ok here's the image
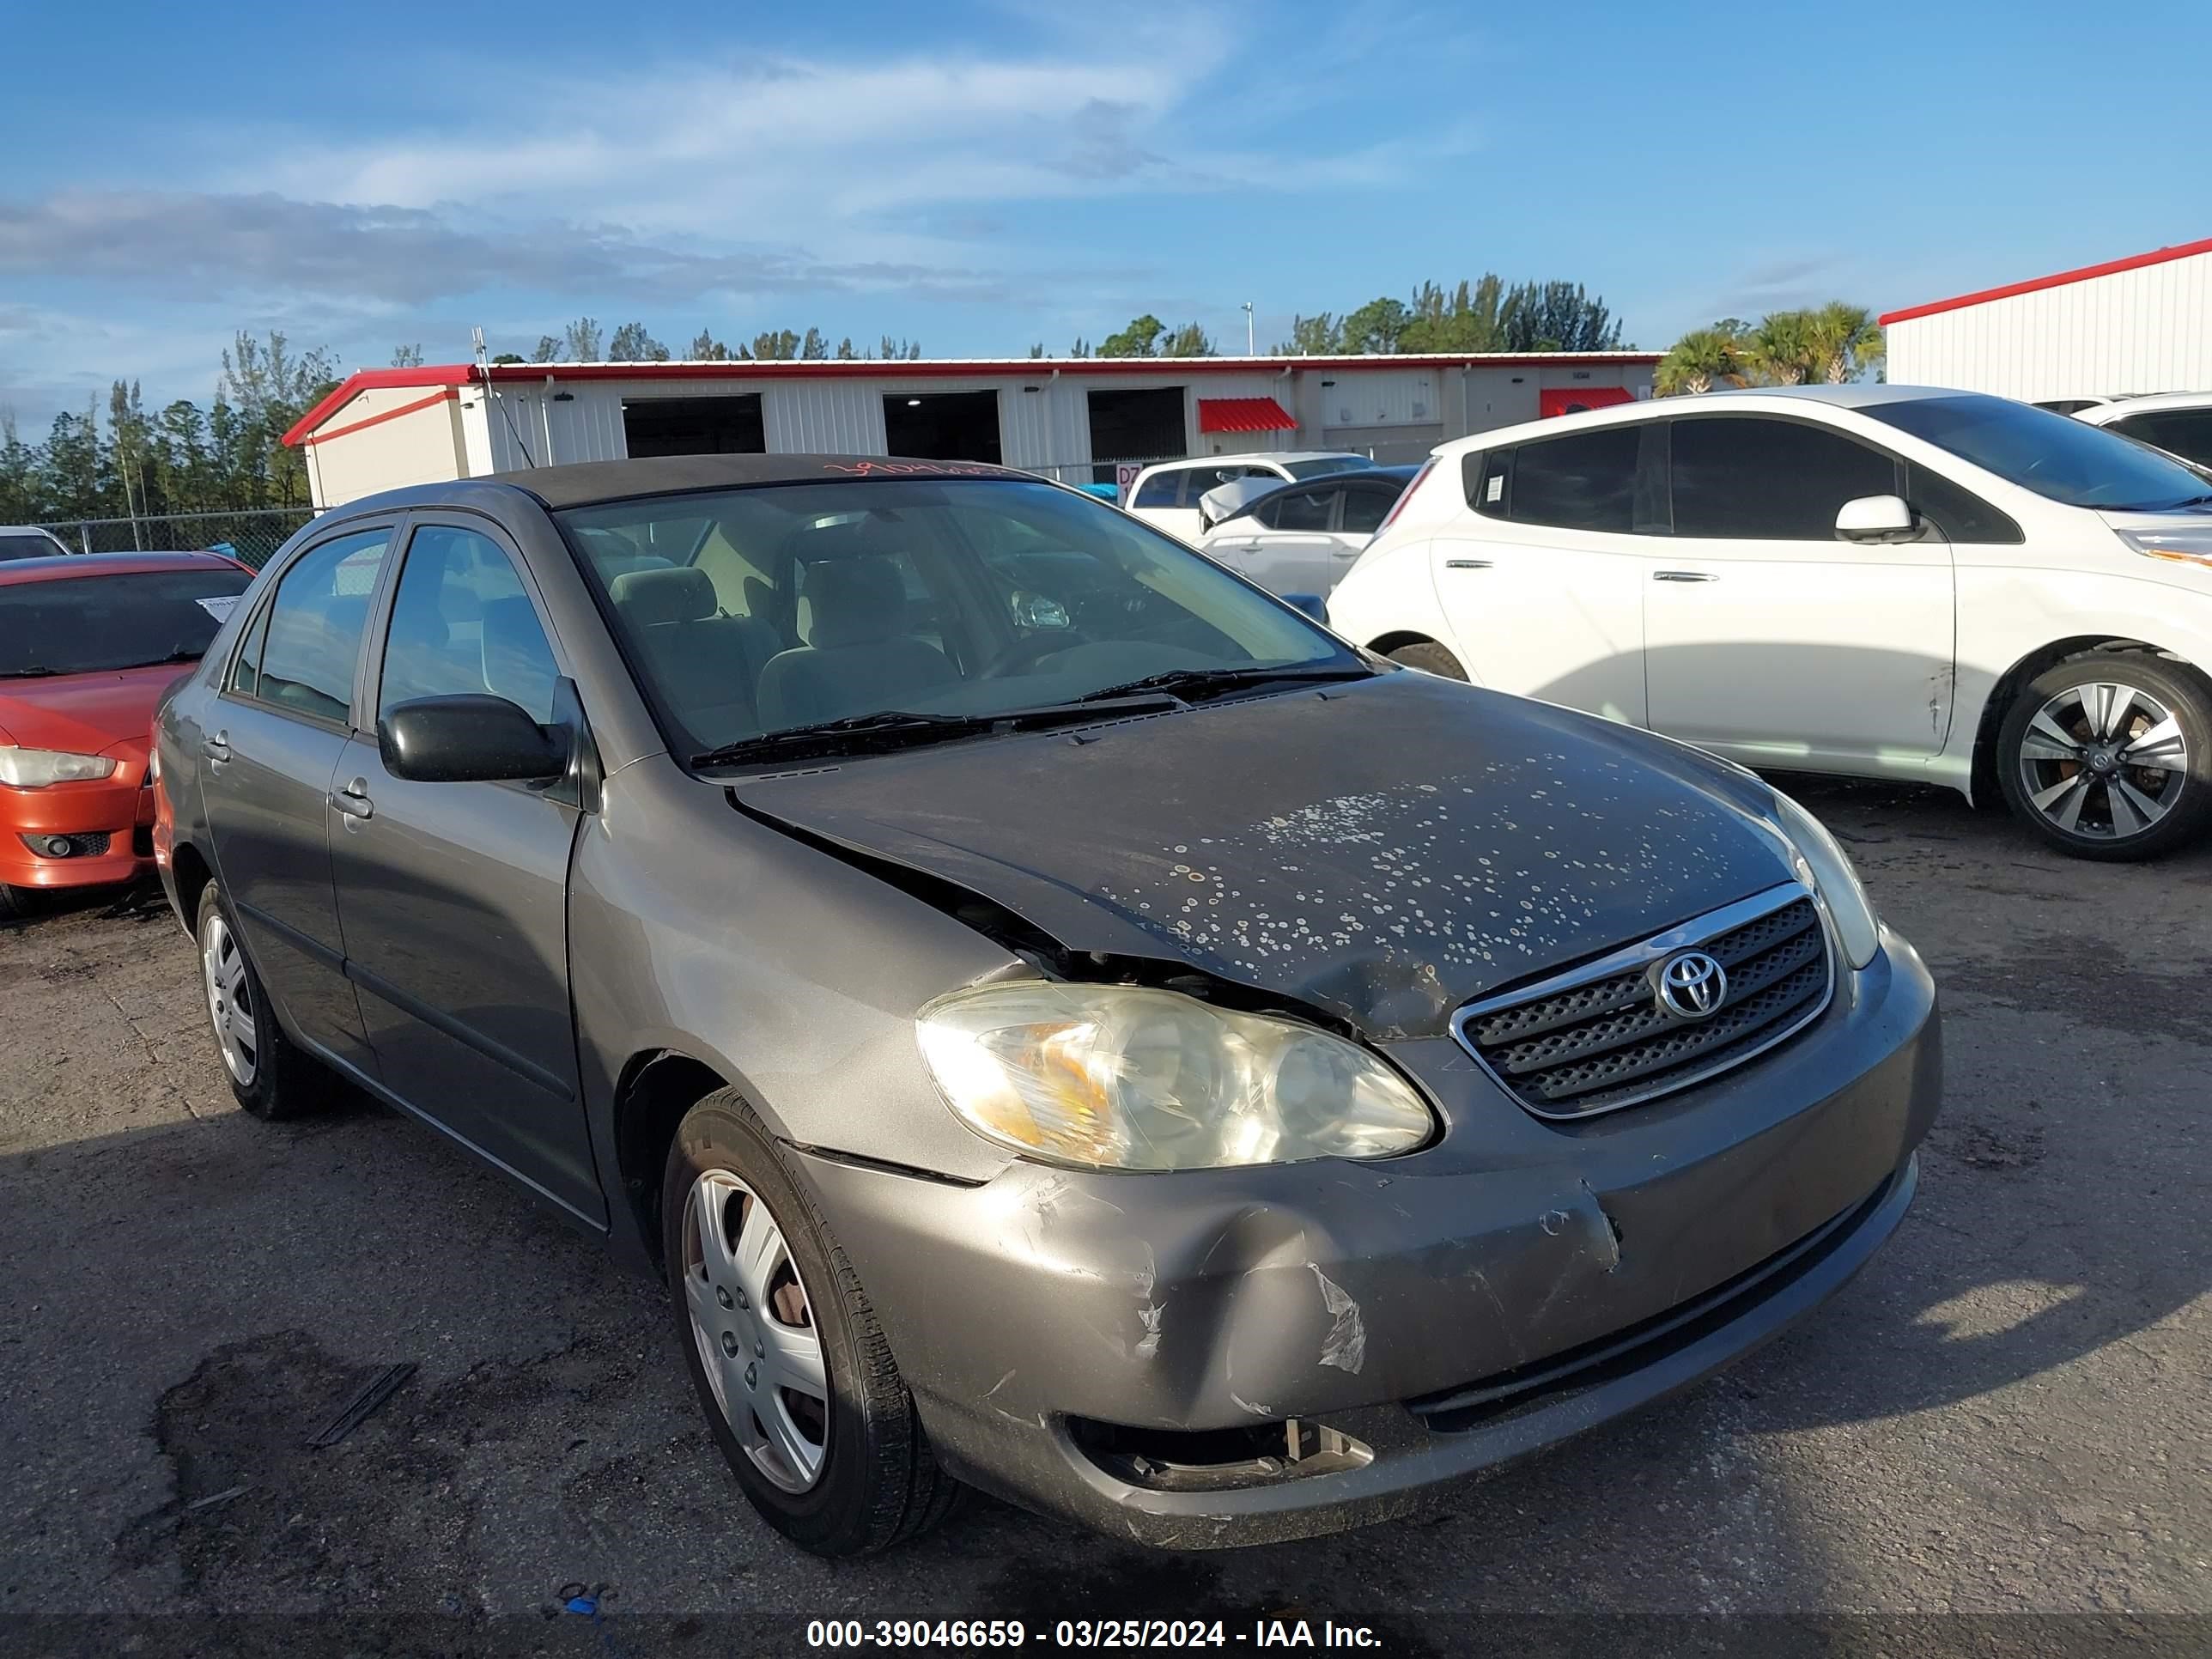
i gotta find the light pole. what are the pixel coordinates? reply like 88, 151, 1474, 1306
1243, 301, 1255, 356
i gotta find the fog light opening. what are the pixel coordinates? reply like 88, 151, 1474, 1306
44, 836, 74, 858
1069, 1414, 1373, 1492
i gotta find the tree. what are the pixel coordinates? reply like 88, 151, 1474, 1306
530, 336, 563, 364
490, 352, 527, 366
1340, 296, 1411, 354
836, 337, 860, 360
391, 344, 424, 368
1159, 321, 1214, 357
1028, 342, 1046, 359
1097, 314, 1165, 358
1068, 337, 1091, 358
752, 329, 801, 361
563, 317, 604, 362
219, 331, 338, 507
606, 321, 667, 362
1743, 310, 1820, 386
876, 335, 921, 361
800, 327, 828, 362
1273, 312, 1343, 355
1805, 302, 1882, 384
1496, 282, 1622, 352
1656, 324, 1747, 396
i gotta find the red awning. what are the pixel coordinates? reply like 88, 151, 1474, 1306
1196, 396, 1297, 434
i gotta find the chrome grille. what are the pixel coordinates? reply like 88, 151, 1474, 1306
1452, 886, 1833, 1121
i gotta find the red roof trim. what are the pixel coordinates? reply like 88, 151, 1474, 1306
1197, 396, 1297, 434
283, 353, 1659, 446
1880, 234, 2212, 326
300, 386, 459, 447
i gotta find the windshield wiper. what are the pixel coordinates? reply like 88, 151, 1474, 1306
1073, 663, 1374, 705
2, 665, 59, 678
112, 647, 204, 671
692, 696, 1180, 769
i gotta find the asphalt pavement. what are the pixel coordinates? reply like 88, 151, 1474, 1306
2, 777, 2207, 1656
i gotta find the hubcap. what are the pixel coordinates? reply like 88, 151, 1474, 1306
200, 915, 258, 1086
2017, 681, 2188, 842
681, 1170, 830, 1493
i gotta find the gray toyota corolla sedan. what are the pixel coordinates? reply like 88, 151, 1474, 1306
151, 454, 1940, 1555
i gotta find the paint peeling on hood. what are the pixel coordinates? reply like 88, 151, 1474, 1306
732, 672, 1795, 1038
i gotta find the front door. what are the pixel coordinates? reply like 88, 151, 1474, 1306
1208, 483, 1343, 597
200, 525, 395, 1074
1643, 415, 1957, 768
1434, 423, 1650, 724
326, 520, 599, 1223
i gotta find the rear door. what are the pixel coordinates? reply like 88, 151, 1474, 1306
1431, 423, 1651, 724
1643, 414, 1956, 766
325, 518, 599, 1222
200, 524, 396, 1074
1206, 484, 1342, 596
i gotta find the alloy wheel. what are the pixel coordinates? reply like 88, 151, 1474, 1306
682, 1170, 830, 1493
2015, 680, 2189, 843
201, 914, 258, 1087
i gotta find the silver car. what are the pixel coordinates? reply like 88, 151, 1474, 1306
153, 455, 1940, 1555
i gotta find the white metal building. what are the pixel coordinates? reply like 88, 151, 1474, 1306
1882, 235, 2212, 402
284, 353, 1659, 510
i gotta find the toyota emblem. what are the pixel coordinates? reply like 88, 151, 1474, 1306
1655, 950, 1728, 1020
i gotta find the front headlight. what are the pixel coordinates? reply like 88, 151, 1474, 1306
915, 981, 1437, 1170
1770, 790, 1881, 969
2118, 527, 2212, 570
0, 746, 118, 787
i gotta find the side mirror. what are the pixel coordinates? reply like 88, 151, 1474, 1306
379, 694, 568, 784
1835, 495, 1918, 544
1280, 592, 1328, 623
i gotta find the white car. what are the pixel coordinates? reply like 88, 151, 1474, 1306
1194, 466, 1420, 599
0, 526, 73, 562
1326, 385, 2212, 860
1124, 452, 1370, 543
2072, 392, 2212, 471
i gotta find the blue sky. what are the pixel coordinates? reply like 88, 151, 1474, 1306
3, 0, 2208, 428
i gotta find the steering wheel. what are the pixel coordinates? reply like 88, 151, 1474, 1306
977, 629, 1086, 679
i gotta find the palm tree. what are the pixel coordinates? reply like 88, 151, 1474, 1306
1744, 310, 1820, 386
1656, 325, 1746, 396
1807, 302, 1883, 384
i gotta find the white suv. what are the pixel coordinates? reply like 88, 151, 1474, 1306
1124, 453, 1369, 543
2072, 392, 2212, 471
1326, 385, 2212, 860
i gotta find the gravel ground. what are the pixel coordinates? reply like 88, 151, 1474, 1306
2, 778, 2207, 1656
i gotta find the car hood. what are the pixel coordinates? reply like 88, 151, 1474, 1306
732, 672, 1799, 1039
0, 663, 189, 758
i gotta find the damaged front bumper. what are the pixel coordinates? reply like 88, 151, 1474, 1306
793, 927, 1940, 1548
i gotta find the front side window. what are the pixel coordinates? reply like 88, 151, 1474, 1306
1507, 426, 1642, 533
2107, 409, 2212, 469
560, 478, 1353, 758
1132, 470, 1187, 507
379, 525, 560, 722
1340, 487, 1396, 537
244, 529, 392, 724
0, 567, 253, 679
1273, 489, 1335, 532
1863, 393, 2212, 510
1669, 416, 1898, 540
1905, 462, 2021, 544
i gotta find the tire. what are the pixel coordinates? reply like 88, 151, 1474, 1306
196, 880, 321, 1118
0, 884, 29, 923
1386, 640, 1468, 680
1996, 652, 2212, 861
662, 1091, 961, 1556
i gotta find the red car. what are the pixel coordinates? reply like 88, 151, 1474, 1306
0, 550, 254, 918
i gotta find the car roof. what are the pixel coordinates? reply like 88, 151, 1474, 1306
0, 549, 248, 586
0, 525, 69, 536
1428, 384, 1991, 459
2076, 390, 2212, 421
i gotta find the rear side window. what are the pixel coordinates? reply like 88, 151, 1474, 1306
1670, 416, 1899, 540
1133, 470, 1185, 507
1905, 462, 2021, 544
1340, 487, 1395, 536
1273, 488, 1335, 532
1502, 426, 1642, 533
2107, 409, 2212, 468
379, 525, 561, 721
246, 529, 393, 724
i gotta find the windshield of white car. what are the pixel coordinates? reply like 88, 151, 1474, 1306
0, 568, 252, 678
1282, 458, 1370, 480
1863, 395, 2212, 511
557, 477, 1362, 765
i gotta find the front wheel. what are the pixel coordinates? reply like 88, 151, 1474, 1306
1385, 641, 1468, 680
1996, 653, 2212, 860
662, 1092, 960, 1556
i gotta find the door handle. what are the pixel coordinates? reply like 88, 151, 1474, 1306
1653, 570, 1718, 582
330, 778, 374, 822
1444, 558, 1493, 570
201, 730, 231, 763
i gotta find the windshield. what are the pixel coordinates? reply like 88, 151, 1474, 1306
557, 477, 1356, 763
1863, 394, 2212, 510
0, 568, 252, 678
1283, 457, 1370, 480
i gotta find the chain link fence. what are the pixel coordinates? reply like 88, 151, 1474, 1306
37, 507, 313, 570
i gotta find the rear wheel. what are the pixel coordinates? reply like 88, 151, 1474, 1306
662, 1091, 960, 1556
1996, 653, 2212, 860
196, 880, 321, 1117
1386, 641, 1468, 680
